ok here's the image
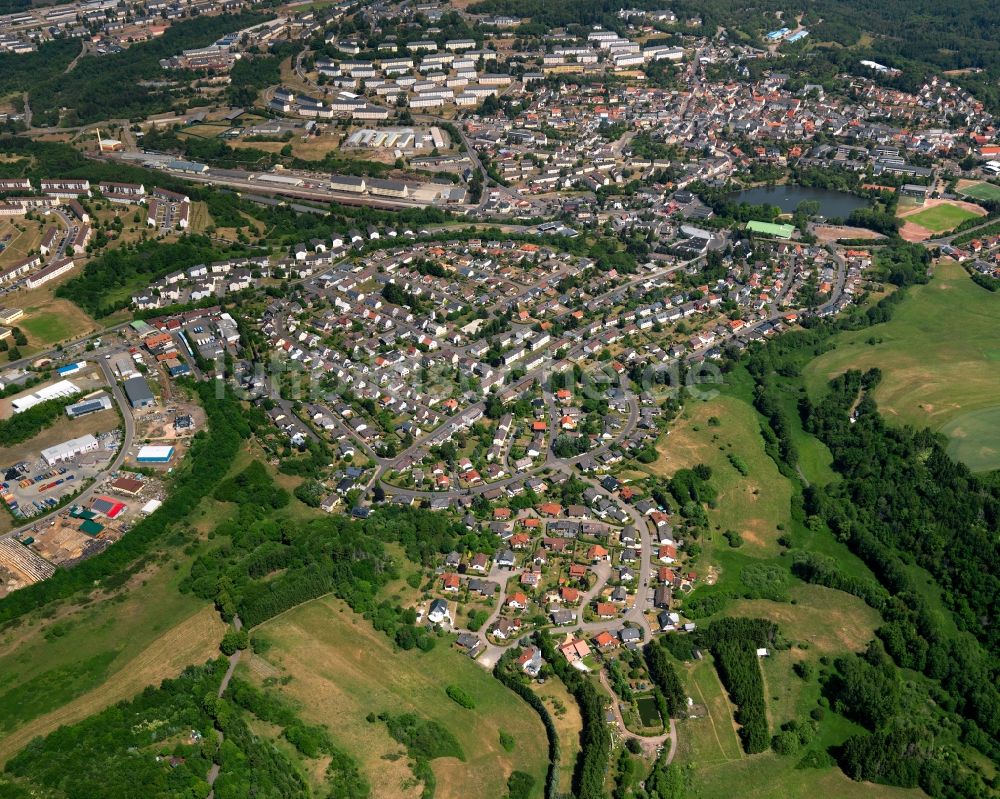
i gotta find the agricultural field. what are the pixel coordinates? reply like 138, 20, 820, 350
804, 259, 1000, 470
246, 596, 549, 799
956, 180, 1000, 203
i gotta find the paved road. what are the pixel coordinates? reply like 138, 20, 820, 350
1, 357, 136, 540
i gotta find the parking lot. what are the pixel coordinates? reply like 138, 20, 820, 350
1, 429, 121, 520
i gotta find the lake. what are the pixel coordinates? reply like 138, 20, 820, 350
729, 185, 868, 218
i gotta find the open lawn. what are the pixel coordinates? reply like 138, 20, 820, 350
642, 393, 792, 555
957, 180, 1000, 203
0, 219, 47, 269
0, 556, 221, 762
682, 658, 743, 766
902, 202, 981, 234
803, 260, 1000, 470
248, 596, 549, 799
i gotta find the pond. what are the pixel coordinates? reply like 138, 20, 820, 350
635, 694, 662, 728
729, 184, 869, 218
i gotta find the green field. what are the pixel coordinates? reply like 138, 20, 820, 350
804, 260, 1000, 470
247, 596, 549, 799
940, 406, 1000, 472
0, 554, 222, 761
643, 393, 793, 555
19, 311, 77, 345
959, 181, 1000, 203
679, 631, 925, 799
904, 203, 980, 233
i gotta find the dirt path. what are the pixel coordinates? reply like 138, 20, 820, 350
206, 615, 241, 799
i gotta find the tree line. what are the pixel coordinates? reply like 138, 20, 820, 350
0, 392, 80, 447
536, 631, 612, 799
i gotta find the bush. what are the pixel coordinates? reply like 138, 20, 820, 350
728, 453, 750, 475
445, 684, 476, 709
505, 771, 535, 799
381, 712, 465, 761
499, 730, 516, 752
220, 628, 249, 655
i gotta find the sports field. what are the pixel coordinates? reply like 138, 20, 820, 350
804, 260, 1000, 470
248, 596, 549, 799
958, 180, 1000, 203
903, 202, 980, 233
20, 310, 80, 345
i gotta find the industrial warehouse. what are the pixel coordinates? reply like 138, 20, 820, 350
65, 393, 114, 418
41, 434, 100, 466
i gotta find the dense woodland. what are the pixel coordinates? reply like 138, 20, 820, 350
2, 14, 271, 126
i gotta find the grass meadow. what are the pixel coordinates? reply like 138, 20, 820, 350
247, 596, 549, 799
804, 259, 1000, 470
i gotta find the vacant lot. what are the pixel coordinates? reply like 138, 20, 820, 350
0, 407, 118, 465
804, 260, 1000, 469
249, 597, 548, 799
